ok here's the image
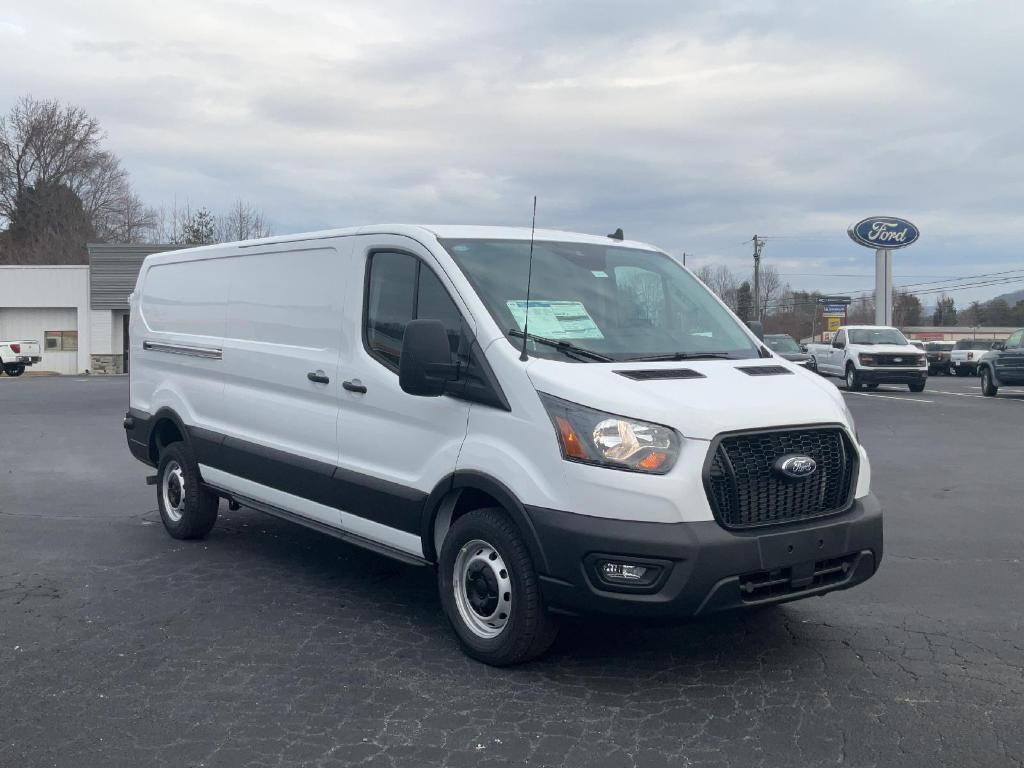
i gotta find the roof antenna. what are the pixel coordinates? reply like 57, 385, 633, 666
607, 227, 624, 240
519, 195, 538, 362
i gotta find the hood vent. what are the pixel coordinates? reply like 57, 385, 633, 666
615, 368, 705, 381
736, 365, 793, 376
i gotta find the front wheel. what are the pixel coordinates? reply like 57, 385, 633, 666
157, 443, 219, 539
439, 508, 558, 666
909, 381, 926, 393
980, 367, 998, 397
3, 364, 25, 377
846, 365, 863, 392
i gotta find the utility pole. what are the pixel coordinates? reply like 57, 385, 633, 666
751, 235, 765, 321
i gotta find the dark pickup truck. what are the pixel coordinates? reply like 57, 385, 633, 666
979, 328, 1024, 396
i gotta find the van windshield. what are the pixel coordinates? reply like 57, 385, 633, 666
765, 335, 801, 354
440, 239, 760, 362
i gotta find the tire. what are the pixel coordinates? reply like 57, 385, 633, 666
3, 364, 25, 377
845, 365, 863, 392
438, 508, 558, 666
980, 367, 998, 397
156, 442, 219, 539
908, 382, 926, 393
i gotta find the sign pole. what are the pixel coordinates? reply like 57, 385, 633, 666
874, 248, 893, 326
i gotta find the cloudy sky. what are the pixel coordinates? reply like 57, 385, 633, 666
2, 0, 1023, 304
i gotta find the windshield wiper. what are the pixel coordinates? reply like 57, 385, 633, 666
623, 351, 736, 362
508, 330, 614, 362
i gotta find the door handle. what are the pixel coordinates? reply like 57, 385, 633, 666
307, 370, 330, 384
342, 379, 367, 393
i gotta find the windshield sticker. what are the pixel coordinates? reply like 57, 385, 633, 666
591, 270, 608, 278
506, 300, 605, 340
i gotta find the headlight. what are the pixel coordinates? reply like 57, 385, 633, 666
538, 393, 680, 474
858, 354, 876, 366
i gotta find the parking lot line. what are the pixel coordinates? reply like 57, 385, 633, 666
843, 391, 933, 403
927, 389, 1024, 402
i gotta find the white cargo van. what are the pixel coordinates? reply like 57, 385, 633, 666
124, 225, 882, 665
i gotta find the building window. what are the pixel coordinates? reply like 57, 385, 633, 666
45, 331, 78, 352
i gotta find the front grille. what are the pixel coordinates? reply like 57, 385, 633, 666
705, 427, 855, 529
874, 354, 920, 366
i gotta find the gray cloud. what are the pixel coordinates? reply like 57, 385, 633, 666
2, 0, 1022, 301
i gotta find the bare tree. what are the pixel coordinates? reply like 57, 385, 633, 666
0, 96, 125, 226
100, 184, 158, 244
695, 264, 738, 310
216, 198, 271, 243
758, 264, 784, 318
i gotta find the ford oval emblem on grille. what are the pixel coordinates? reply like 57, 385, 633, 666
774, 454, 817, 480
893, 357, 902, 363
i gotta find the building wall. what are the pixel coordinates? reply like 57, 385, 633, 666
0, 266, 90, 373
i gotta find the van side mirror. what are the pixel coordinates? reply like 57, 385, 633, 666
993, 341, 1006, 351
799, 344, 807, 353
745, 320, 765, 341
399, 319, 459, 397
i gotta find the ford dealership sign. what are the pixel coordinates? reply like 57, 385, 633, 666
847, 216, 919, 249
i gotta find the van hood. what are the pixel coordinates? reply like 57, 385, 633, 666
526, 358, 850, 441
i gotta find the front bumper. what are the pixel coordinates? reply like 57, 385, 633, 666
857, 368, 927, 384
528, 494, 882, 617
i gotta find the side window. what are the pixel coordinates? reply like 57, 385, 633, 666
834, 330, 846, 346
366, 252, 417, 368
1006, 331, 1023, 349
416, 266, 464, 355
365, 251, 465, 368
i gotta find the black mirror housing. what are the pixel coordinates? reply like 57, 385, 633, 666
399, 319, 457, 397
746, 320, 765, 341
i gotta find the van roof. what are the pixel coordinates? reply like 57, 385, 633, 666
144, 224, 662, 263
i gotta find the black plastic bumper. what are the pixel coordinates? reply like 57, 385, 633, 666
527, 495, 882, 618
858, 369, 926, 384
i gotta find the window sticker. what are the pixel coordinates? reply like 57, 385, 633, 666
506, 300, 604, 339
591, 270, 608, 278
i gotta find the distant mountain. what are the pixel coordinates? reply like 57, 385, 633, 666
992, 288, 1024, 306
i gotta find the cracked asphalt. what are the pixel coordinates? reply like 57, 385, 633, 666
1, 374, 1022, 767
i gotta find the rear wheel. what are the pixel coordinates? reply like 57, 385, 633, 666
845, 365, 863, 392
3, 364, 25, 377
980, 367, 998, 397
157, 443, 219, 539
439, 508, 558, 666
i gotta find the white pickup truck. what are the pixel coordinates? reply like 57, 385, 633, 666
807, 325, 928, 392
0, 340, 42, 377
950, 339, 1000, 377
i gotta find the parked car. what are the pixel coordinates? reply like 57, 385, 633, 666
806, 325, 927, 392
764, 333, 811, 367
0, 340, 42, 376
908, 339, 926, 351
950, 339, 1001, 376
979, 328, 1024, 396
124, 225, 882, 665
924, 341, 955, 375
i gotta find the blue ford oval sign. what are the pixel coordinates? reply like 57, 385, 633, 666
847, 216, 919, 249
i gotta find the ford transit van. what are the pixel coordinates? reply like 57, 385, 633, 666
124, 225, 882, 665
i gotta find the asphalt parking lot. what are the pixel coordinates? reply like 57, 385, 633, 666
2, 374, 1022, 768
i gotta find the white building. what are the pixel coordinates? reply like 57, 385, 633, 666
0, 244, 177, 375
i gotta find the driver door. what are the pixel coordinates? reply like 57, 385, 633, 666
828, 329, 847, 373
